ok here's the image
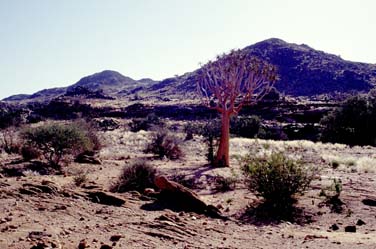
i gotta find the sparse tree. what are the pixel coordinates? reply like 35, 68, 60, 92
197, 50, 277, 167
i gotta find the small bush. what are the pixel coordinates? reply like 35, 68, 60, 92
331, 160, 340, 169
320, 178, 344, 213
242, 152, 313, 209
73, 170, 89, 187
111, 160, 157, 193
22, 122, 96, 168
0, 128, 21, 154
145, 129, 183, 160
214, 175, 237, 192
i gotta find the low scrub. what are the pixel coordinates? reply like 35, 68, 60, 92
145, 128, 183, 160
21, 121, 98, 168
111, 160, 157, 193
242, 152, 313, 210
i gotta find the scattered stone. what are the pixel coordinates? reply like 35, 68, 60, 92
28, 231, 52, 240
356, 219, 366, 226
109, 235, 122, 242
330, 224, 339, 231
100, 244, 112, 249
345, 225, 356, 233
30, 242, 49, 249
304, 234, 328, 240
78, 239, 88, 249
362, 199, 376, 207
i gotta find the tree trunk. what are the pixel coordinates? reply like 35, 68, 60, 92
215, 111, 231, 167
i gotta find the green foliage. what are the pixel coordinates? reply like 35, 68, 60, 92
111, 160, 157, 193
22, 122, 96, 167
320, 94, 376, 146
145, 128, 183, 160
230, 115, 261, 138
129, 113, 164, 132
242, 152, 313, 209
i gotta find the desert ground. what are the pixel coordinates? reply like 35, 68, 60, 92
1, 119, 376, 249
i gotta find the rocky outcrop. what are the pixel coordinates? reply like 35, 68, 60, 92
154, 176, 225, 219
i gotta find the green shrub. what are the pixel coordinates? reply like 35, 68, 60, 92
230, 115, 261, 138
242, 152, 313, 209
145, 128, 183, 160
320, 94, 376, 146
129, 113, 164, 132
22, 122, 96, 168
111, 160, 157, 193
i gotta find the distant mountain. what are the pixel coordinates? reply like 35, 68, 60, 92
3, 39, 376, 102
67, 70, 136, 95
3, 70, 157, 102
244, 38, 376, 95
145, 38, 376, 97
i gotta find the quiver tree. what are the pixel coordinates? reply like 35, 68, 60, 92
197, 50, 277, 167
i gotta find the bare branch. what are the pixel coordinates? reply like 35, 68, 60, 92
196, 49, 278, 115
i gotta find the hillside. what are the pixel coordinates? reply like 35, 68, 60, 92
3, 38, 376, 102
144, 38, 376, 97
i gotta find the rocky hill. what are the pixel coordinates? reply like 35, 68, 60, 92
144, 38, 376, 97
3, 39, 376, 102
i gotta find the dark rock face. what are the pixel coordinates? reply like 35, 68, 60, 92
147, 38, 376, 97
244, 38, 375, 96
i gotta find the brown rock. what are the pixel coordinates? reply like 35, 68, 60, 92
330, 224, 339, 231
155, 176, 207, 211
356, 219, 366, 226
78, 239, 88, 249
109, 235, 122, 242
100, 245, 112, 249
362, 198, 376, 206
345, 225, 356, 233
154, 176, 226, 219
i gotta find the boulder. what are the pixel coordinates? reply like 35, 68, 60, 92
154, 176, 225, 219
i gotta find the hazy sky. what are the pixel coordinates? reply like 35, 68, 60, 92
1, 0, 375, 99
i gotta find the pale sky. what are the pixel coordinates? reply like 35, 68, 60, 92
1, 0, 375, 99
